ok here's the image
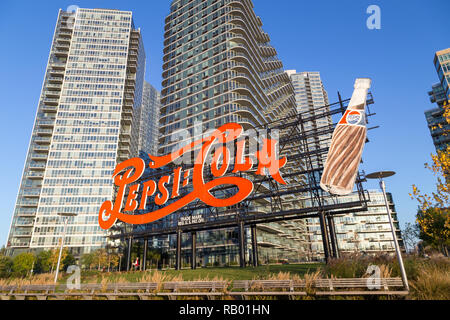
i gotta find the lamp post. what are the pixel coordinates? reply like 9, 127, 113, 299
54, 212, 76, 283
366, 171, 409, 291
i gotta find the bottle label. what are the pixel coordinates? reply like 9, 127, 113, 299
338, 109, 366, 127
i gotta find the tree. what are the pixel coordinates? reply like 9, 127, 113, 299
34, 250, 52, 274
0, 254, 13, 278
12, 253, 35, 277
48, 248, 68, 273
107, 253, 119, 272
410, 100, 450, 256
81, 252, 95, 270
62, 252, 76, 271
401, 222, 420, 252
416, 208, 449, 256
93, 249, 109, 271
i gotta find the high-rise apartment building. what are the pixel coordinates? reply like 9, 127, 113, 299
434, 48, 450, 99
6, 8, 146, 257
159, 0, 297, 155
137, 82, 161, 155
147, 0, 308, 265
306, 191, 404, 260
425, 48, 450, 152
286, 70, 332, 168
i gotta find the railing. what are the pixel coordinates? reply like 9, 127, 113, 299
26, 172, 44, 178
0, 278, 408, 300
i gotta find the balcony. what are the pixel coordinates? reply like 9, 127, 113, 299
42, 98, 59, 106
37, 119, 55, 128
119, 137, 131, 145
59, 30, 72, 36
17, 210, 36, 217
8, 242, 29, 248
48, 76, 63, 84
55, 42, 70, 49
120, 130, 131, 138
45, 91, 60, 99
18, 199, 38, 207
124, 94, 134, 103
13, 232, 32, 238
122, 109, 132, 118
14, 222, 34, 227
123, 100, 133, 109
57, 36, 71, 43
34, 137, 51, 145
22, 189, 41, 198
125, 82, 135, 90
41, 105, 58, 113
127, 62, 137, 73
33, 145, 49, 152
51, 62, 66, 70
26, 172, 44, 180
117, 153, 128, 162
47, 83, 62, 91
119, 146, 130, 154
121, 116, 132, 124
58, 22, 73, 32
26, 171, 44, 180
36, 128, 53, 136
31, 153, 48, 160
54, 49, 68, 58
29, 162, 46, 170
50, 69, 65, 77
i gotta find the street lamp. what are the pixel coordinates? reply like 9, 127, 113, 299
365, 171, 409, 291
54, 212, 76, 283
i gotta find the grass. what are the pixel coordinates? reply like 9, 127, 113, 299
60, 263, 322, 283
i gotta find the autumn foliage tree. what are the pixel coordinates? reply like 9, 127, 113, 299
49, 248, 68, 272
410, 101, 450, 256
81, 249, 120, 271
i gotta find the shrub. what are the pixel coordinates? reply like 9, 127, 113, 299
410, 262, 450, 300
323, 254, 369, 278
0, 255, 13, 278
12, 253, 35, 277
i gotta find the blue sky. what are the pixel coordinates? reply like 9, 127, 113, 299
0, 0, 448, 246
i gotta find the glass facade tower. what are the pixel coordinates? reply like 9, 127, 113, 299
149, 0, 311, 265
306, 191, 404, 260
287, 70, 332, 167
425, 48, 450, 152
6, 8, 146, 257
137, 82, 161, 155
159, 0, 297, 154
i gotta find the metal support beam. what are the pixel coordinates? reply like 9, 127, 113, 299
251, 225, 258, 267
238, 221, 246, 268
191, 232, 197, 269
327, 214, 339, 259
126, 237, 132, 272
143, 238, 148, 271
318, 212, 331, 263
136, 241, 141, 271
176, 229, 182, 270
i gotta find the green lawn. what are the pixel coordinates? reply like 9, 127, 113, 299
72, 263, 323, 283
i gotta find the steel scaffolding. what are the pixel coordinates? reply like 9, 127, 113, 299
109, 93, 376, 269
